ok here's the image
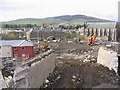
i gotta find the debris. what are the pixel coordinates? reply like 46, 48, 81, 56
106, 44, 112, 48
72, 75, 76, 79
87, 55, 91, 59
56, 76, 61, 80
72, 79, 75, 82
45, 79, 49, 83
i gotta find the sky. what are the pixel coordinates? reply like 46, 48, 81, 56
0, 0, 120, 21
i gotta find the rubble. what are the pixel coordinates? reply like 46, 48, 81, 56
41, 42, 118, 88
1, 40, 119, 88
45, 79, 49, 83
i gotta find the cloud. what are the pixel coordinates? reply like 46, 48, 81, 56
0, 0, 119, 21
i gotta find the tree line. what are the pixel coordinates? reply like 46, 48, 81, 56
2, 23, 87, 30
2, 24, 38, 29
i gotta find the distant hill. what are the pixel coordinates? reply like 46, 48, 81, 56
2, 14, 114, 25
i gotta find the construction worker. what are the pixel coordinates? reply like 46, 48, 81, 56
92, 35, 96, 45
37, 40, 40, 48
88, 34, 97, 46
88, 35, 93, 45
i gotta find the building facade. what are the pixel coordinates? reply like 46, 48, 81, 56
0, 45, 12, 58
81, 22, 116, 41
12, 46, 34, 59
0, 40, 34, 60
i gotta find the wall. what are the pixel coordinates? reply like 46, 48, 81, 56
12, 53, 56, 88
0, 71, 7, 89
97, 46, 118, 73
28, 53, 56, 88
0, 45, 12, 58
12, 46, 34, 59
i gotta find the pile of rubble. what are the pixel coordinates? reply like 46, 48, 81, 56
41, 42, 118, 88
1, 49, 54, 88
56, 45, 99, 63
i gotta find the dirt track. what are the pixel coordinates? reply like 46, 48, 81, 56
41, 41, 118, 88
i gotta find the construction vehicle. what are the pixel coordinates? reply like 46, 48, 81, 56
37, 38, 51, 53
88, 35, 96, 46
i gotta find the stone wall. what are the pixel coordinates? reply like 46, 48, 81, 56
0, 71, 7, 89
12, 52, 56, 88
97, 46, 118, 73
28, 53, 56, 88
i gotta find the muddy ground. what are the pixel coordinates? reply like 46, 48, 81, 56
41, 41, 119, 88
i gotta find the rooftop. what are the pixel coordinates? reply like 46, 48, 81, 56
87, 22, 116, 29
0, 40, 33, 47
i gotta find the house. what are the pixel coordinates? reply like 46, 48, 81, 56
0, 40, 34, 60
0, 45, 12, 58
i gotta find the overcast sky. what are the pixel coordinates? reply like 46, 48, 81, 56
0, 0, 119, 21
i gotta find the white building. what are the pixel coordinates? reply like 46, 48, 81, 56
0, 45, 12, 58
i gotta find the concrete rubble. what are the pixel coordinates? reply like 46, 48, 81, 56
57, 48, 97, 63
12, 65, 29, 88
2, 49, 55, 88
41, 42, 119, 88
1, 41, 120, 88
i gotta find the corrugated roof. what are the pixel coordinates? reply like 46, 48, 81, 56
0, 40, 33, 47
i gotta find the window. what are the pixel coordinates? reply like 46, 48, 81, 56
22, 54, 29, 59
14, 52, 18, 57
22, 54, 25, 57
14, 47, 17, 50
22, 47, 25, 50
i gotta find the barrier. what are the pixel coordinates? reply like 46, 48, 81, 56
97, 46, 118, 73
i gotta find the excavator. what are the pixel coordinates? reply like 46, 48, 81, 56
88, 35, 96, 46
37, 38, 51, 53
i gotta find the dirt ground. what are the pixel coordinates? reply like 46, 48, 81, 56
41, 41, 119, 88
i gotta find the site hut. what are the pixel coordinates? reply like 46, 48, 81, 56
85, 22, 116, 41
0, 40, 34, 60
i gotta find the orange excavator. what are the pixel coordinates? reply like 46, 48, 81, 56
88, 35, 96, 46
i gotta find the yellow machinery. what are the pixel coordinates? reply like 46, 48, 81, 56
37, 38, 51, 52
37, 40, 40, 48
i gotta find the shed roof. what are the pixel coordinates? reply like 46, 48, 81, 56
0, 40, 33, 47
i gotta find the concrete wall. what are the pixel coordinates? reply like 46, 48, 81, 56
12, 52, 56, 88
28, 53, 56, 88
97, 47, 118, 73
0, 71, 7, 89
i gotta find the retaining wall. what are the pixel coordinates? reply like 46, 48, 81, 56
97, 46, 118, 73
0, 71, 7, 89
28, 53, 56, 88
12, 53, 56, 88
